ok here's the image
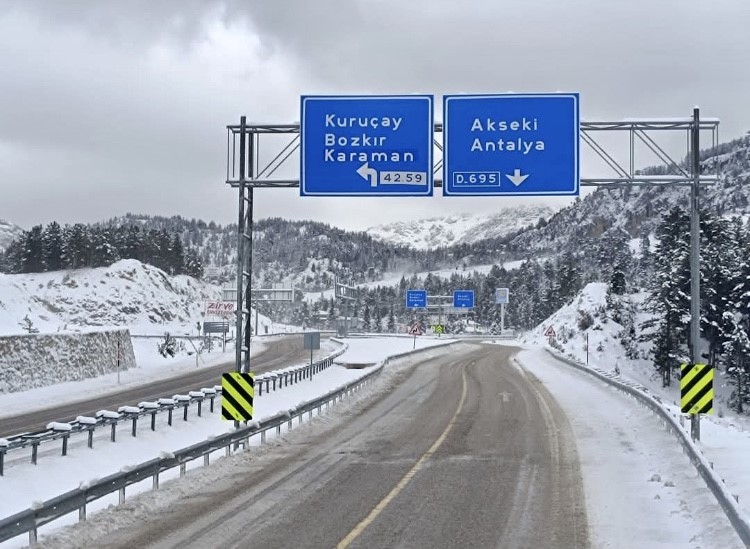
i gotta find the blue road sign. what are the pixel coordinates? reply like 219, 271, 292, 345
453, 290, 475, 308
443, 93, 579, 196
495, 288, 510, 305
406, 289, 427, 308
300, 95, 433, 196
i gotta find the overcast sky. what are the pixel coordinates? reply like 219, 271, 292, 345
1, 0, 749, 231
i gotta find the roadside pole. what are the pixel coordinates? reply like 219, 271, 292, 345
690, 107, 702, 442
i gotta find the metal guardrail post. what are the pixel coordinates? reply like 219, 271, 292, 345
150, 412, 157, 431
31, 441, 38, 465
119, 487, 125, 504
62, 435, 69, 456
87, 429, 94, 448
153, 472, 159, 490
79, 502, 86, 522
111, 423, 117, 442
131, 417, 138, 437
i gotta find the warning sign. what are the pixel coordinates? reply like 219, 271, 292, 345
544, 326, 556, 338
408, 324, 423, 336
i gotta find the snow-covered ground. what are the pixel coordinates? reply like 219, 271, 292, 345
0, 336, 455, 548
0, 334, 746, 547
514, 346, 745, 549
0, 259, 286, 338
515, 281, 750, 543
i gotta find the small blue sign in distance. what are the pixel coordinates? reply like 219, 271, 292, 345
453, 290, 475, 308
443, 93, 579, 196
300, 95, 434, 196
406, 289, 427, 309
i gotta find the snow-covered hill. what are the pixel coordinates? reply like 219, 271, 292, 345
366, 206, 554, 250
508, 133, 750, 255
0, 259, 221, 336
0, 219, 23, 253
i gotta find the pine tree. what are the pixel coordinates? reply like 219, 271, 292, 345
609, 264, 627, 295
21, 226, 44, 273
363, 304, 371, 332
184, 249, 204, 278
64, 224, 91, 269
42, 222, 64, 271
387, 305, 396, 332
643, 207, 691, 385
90, 228, 119, 268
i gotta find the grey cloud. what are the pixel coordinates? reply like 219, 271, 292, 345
1, 1, 749, 231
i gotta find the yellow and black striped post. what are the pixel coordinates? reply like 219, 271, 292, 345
221, 372, 255, 421
680, 363, 714, 415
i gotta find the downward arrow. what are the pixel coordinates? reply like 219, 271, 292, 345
506, 169, 529, 186
356, 162, 378, 187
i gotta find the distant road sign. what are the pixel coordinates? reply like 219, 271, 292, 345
304, 332, 321, 351
433, 324, 444, 335
408, 324, 423, 336
453, 290, 475, 308
495, 288, 510, 305
203, 321, 230, 334
544, 326, 556, 338
300, 95, 434, 196
406, 289, 428, 308
205, 300, 236, 318
443, 93, 579, 196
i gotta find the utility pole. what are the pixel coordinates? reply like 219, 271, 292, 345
690, 107, 702, 441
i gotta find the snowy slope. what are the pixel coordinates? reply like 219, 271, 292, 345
515, 282, 750, 534
0, 259, 221, 336
0, 219, 23, 253
366, 206, 554, 250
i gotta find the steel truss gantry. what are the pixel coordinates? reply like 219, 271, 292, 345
227, 112, 720, 439
226, 117, 719, 189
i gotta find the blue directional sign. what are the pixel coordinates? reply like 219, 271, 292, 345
453, 290, 475, 308
300, 95, 433, 196
406, 289, 427, 309
443, 93, 579, 196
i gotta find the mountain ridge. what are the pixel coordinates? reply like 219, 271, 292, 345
365, 205, 554, 250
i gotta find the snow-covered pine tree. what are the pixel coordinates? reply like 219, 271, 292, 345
643, 207, 691, 385
21, 225, 44, 273
362, 304, 372, 332
42, 222, 64, 271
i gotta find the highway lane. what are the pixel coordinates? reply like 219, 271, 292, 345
84, 343, 589, 549
0, 335, 329, 437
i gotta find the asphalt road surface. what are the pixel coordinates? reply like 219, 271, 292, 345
0, 335, 324, 437
82, 343, 589, 549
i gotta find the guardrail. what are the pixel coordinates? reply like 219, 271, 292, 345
0, 343, 348, 476
542, 348, 750, 547
0, 340, 460, 546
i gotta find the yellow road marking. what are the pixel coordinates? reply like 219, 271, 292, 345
337, 368, 469, 549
